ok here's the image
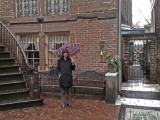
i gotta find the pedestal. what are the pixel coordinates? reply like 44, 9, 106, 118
105, 72, 118, 104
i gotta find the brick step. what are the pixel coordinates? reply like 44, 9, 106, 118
0, 72, 23, 82
0, 90, 29, 101
0, 51, 10, 58
0, 58, 15, 65
0, 45, 5, 52
0, 81, 26, 92
0, 65, 19, 73
0, 98, 43, 111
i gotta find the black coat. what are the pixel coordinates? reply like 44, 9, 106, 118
57, 57, 75, 88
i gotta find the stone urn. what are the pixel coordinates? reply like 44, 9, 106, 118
108, 64, 117, 73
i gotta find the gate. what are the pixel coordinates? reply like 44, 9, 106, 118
123, 33, 157, 80
128, 39, 150, 79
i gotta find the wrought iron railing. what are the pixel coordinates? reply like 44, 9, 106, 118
0, 21, 33, 91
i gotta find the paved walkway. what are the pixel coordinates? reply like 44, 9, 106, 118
117, 79, 160, 120
0, 93, 120, 120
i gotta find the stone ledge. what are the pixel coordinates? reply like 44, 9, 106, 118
105, 72, 118, 77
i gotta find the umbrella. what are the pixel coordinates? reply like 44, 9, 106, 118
55, 43, 80, 58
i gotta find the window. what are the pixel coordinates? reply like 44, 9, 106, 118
46, 32, 69, 69
16, 0, 38, 17
19, 34, 39, 65
45, 0, 69, 15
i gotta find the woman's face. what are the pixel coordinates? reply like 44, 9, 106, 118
63, 52, 68, 58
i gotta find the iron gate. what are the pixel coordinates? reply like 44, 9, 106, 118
127, 39, 150, 79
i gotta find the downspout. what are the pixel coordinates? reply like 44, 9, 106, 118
118, 0, 122, 92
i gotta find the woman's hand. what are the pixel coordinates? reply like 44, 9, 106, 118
71, 57, 75, 65
49, 66, 56, 69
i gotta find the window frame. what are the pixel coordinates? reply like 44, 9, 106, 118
44, 0, 70, 15
15, 0, 39, 17
17, 33, 40, 66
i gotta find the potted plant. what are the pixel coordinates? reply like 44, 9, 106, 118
106, 55, 121, 73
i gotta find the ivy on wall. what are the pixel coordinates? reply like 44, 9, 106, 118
0, 18, 9, 23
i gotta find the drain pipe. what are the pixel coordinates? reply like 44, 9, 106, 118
118, 0, 122, 92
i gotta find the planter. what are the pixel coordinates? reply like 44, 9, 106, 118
108, 65, 117, 73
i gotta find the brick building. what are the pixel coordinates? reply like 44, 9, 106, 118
150, 0, 160, 84
0, 0, 121, 74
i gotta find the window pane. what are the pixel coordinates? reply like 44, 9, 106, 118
47, 33, 69, 69
20, 34, 39, 65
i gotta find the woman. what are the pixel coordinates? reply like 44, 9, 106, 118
57, 48, 75, 109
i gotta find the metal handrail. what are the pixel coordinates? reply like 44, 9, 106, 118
0, 21, 31, 90
0, 21, 29, 65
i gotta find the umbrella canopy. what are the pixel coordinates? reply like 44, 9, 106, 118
55, 43, 80, 58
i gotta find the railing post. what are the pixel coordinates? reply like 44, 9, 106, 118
32, 62, 40, 99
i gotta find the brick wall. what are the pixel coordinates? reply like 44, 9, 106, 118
0, 0, 118, 17
155, 0, 160, 36
155, 0, 160, 84
72, 19, 118, 73
1, 0, 118, 74
8, 18, 117, 73
150, 40, 157, 82
70, 0, 118, 14
0, 0, 15, 19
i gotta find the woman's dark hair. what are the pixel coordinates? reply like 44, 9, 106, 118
62, 48, 70, 58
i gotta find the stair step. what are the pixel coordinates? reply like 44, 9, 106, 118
0, 58, 15, 65
0, 90, 29, 101
0, 81, 26, 92
0, 45, 5, 52
0, 51, 10, 58
0, 98, 43, 111
0, 72, 23, 82
0, 43, 43, 111
0, 88, 28, 94
0, 65, 19, 73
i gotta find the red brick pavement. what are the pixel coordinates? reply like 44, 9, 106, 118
0, 93, 120, 120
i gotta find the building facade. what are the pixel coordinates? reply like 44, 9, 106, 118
0, 0, 120, 73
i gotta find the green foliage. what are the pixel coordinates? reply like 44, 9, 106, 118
139, 57, 150, 79
106, 55, 121, 69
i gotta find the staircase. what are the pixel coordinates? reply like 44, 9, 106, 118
0, 45, 43, 110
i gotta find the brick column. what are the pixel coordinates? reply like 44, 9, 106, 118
30, 62, 40, 99
150, 40, 157, 82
